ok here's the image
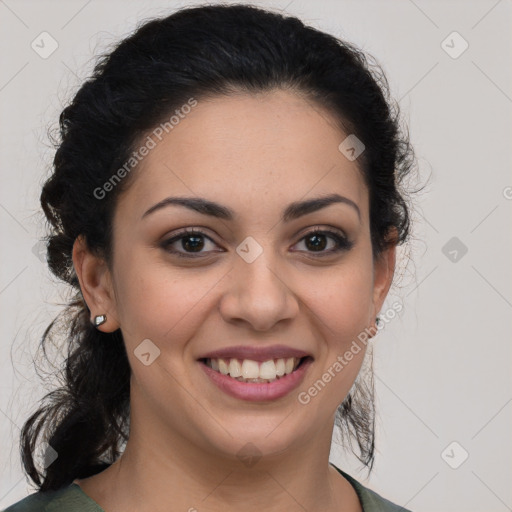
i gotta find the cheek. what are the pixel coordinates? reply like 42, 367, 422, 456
302, 262, 374, 337
113, 252, 220, 352
297, 268, 372, 409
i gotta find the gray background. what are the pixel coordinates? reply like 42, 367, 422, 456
1, 1, 511, 511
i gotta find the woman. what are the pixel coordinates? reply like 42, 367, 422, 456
4, 4, 418, 511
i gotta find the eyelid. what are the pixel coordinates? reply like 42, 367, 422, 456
163, 224, 348, 242
161, 225, 353, 258
296, 224, 348, 239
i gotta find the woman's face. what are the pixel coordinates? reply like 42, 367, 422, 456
77, 89, 395, 462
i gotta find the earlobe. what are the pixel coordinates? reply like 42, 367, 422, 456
72, 235, 119, 331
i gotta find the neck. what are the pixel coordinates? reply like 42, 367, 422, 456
75, 391, 361, 512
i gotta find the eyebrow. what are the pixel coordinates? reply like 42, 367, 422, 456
141, 193, 361, 223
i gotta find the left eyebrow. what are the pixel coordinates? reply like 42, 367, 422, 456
141, 193, 361, 223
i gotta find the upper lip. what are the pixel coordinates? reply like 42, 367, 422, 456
198, 344, 313, 363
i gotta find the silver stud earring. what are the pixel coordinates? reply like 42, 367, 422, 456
93, 314, 107, 327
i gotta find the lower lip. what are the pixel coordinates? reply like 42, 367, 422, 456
198, 358, 313, 402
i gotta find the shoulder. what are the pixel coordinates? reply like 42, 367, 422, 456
331, 464, 413, 512
2, 483, 104, 512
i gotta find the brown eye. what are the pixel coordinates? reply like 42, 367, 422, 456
293, 229, 354, 256
161, 226, 354, 259
161, 229, 219, 258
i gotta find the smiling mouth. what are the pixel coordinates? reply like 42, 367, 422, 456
198, 356, 311, 383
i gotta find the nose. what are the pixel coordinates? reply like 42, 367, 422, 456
218, 249, 300, 332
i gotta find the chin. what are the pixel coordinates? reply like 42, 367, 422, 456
198, 415, 309, 463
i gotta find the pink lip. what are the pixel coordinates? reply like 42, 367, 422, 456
198, 344, 312, 363
198, 357, 313, 402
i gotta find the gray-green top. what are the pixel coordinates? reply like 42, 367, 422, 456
2, 464, 412, 512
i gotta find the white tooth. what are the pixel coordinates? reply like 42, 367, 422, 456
275, 358, 285, 376
228, 359, 242, 377
210, 359, 219, 371
242, 359, 260, 379
218, 358, 229, 375
259, 360, 277, 380
284, 357, 295, 374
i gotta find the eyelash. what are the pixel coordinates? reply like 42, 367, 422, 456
160, 226, 354, 259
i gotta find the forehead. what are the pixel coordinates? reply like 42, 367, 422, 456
117, 89, 368, 223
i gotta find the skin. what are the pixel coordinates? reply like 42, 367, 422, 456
72, 89, 396, 512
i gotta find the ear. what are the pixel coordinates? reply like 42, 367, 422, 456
371, 227, 397, 323
72, 234, 120, 332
